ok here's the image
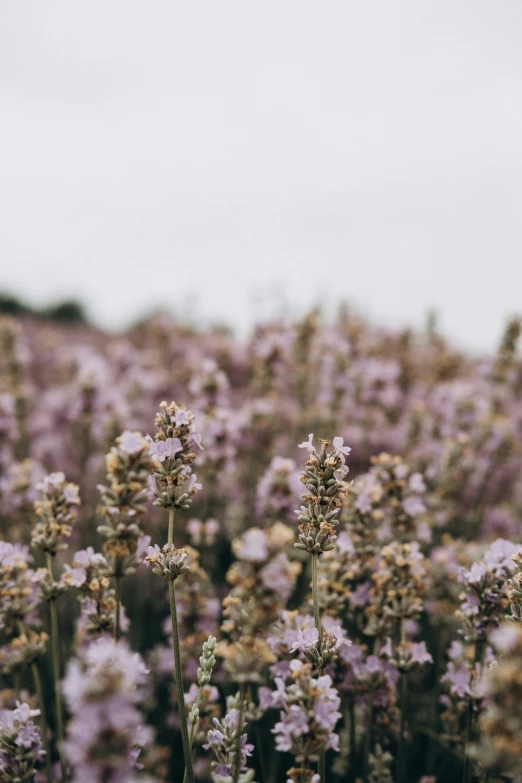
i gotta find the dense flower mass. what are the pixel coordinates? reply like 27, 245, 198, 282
0, 309, 522, 783
270, 659, 342, 778
63, 637, 151, 783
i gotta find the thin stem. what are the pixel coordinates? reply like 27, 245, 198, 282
427, 631, 443, 775
397, 618, 408, 783
247, 684, 268, 783
311, 553, 322, 665
114, 561, 122, 642
232, 683, 246, 783
463, 639, 486, 783
46, 552, 67, 783
311, 552, 326, 783
168, 509, 195, 783
168, 507, 175, 548
318, 753, 326, 783
182, 685, 203, 783
31, 661, 53, 783
397, 674, 408, 783
299, 767, 306, 783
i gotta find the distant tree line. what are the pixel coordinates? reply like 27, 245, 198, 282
0, 292, 89, 325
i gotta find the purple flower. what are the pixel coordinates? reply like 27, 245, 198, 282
298, 433, 315, 453
332, 436, 351, 460
403, 495, 426, 517
483, 538, 518, 574
62, 565, 87, 588
173, 409, 191, 427
350, 581, 371, 608
118, 431, 146, 455
63, 484, 81, 505
442, 661, 470, 698
0, 702, 45, 777
235, 528, 268, 563
408, 472, 426, 493
410, 642, 433, 666
191, 431, 204, 450
286, 705, 309, 735
204, 708, 254, 778
150, 437, 182, 462
290, 627, 319, 653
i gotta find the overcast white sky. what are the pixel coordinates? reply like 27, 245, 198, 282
1, 2, 521, 351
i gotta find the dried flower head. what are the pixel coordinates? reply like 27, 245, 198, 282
97, 430, 155, 570
32, 471, 80, 555
145, 544, 190, 581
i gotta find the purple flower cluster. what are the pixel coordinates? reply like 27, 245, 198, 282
1, 307, 522, 783
270, 660, 341, 760
204, 708, 254, 781
63, 637, 151, 782
0, 702, 45, 782
457, 538, 518, 641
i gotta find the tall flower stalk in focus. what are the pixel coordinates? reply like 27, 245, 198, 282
146, 400, 203, 783
294, 434, 351, 783
97, 430, 155, 640
32, 472, 80, 783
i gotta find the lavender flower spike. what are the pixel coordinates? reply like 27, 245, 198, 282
62, 637, 151, 783
0, 702, 45, 783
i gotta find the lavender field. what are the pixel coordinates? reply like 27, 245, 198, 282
1, 308, 522, 783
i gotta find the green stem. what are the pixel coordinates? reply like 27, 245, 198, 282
45, 552, 67, 783
311, 552, 326, 783
232, 683, 246, 783
182, 685, 203, 783
397, 618, 408, 783
114, 563, 122, 642
427, 631, 443, 774
311, 553, 323, 662
31, 661, 53, 783
397, 674, 408, 783
168, 507, 175, 548
463, 639, 486, 783
168, 509, 195, 783
301, 753, 310, 783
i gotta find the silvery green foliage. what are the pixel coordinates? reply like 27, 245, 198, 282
198, 635, 217, 687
